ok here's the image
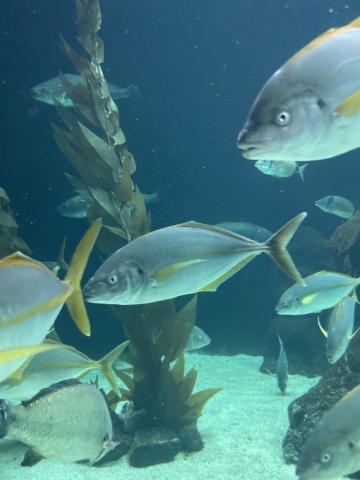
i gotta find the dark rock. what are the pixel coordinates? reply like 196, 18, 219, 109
118, 402, 150, 435
95, 429, 133, 466
282, 330, 360, 466
129, 427, 181, 468
178, 423, 204, 452
260, 315, 329, 377
329, 212, 360, 274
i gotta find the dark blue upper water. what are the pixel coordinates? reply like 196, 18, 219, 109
0, 0, 359, 356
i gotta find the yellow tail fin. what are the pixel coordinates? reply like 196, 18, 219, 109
64, 219, 102, 336
97, 340, 129, 396
265, 213, 306, 285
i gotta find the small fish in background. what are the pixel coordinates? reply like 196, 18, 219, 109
0, 340, 129, 400
237, 17, 360, 162
315, 195, 355, 219
296, 384, 360, 479
276, 271, 360, 316
318, 295, 359, 364
0, 380, 115, 466
276, 334, 288, 395
31, 74, 141, 107
214, 221, 273, 243
83, 213, 306, 305
255, 160, 308, 181
57, 191, 161, 219
185, 325, 211, 351
41, 237, 69, 275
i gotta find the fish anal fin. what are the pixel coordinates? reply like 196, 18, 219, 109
152, 259, 206, 283
336, 88, 360, 117
317, 316, 328, 338
199, 254, 258, 292
21, 449, 44, 467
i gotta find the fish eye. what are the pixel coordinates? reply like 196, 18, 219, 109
137, 267, 144, 275
275, 111, 291, 126
321, 452, 331, 463
282, 300, 288, 306
107, 274, 118, 285
317, 99, 326, 109
294, 297, 300, 303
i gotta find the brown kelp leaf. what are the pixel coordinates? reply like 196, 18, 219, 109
171, 352, 185, 385
0, 210, 18, 228
88, 187, 122, 224
12, 236, 32, 254
114, 368, 135, 392
119, 151, 133, 205
185, 388, 222, 421
102, 225, 128, 241
128, 186, 149, 239
177, 368, 197, 403
64, 173, 91, 198
75, 0, 103, 61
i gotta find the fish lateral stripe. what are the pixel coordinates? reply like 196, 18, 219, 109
289, 16, 360, 64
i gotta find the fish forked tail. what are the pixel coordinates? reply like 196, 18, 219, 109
297, 163, 308, 182
97, 340, 129, 397
64, 219, 102, 336
265, 213, 307, 286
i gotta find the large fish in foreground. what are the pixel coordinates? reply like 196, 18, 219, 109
296, 384, 360, 479
0, 220, 101, 383
237, 17, 360, 161
83, 213, 306, 305
31, 74, 141, 107
0, 380, 114, 466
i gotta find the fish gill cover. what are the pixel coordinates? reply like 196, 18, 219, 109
51, 0, 221, 457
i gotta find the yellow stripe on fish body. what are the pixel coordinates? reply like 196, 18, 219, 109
336, 88, 360, 117
301, 293, 319, 306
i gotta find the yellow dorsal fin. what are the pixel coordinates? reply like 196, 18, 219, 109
96, 340, 129, 397
199, 254, 257, 292
0, 252, 50, 273
317, 316, 328, 338
290, 17, 360, 63
336, 89, 360, 117
152, 259, 206, 283
63, 219, 102, 336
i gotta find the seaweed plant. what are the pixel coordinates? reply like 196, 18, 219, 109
0, 187, 31, 259
52, 0, 221, 446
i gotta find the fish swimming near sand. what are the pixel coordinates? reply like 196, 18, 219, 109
315, 195, 355, 219
185, 325, 211, 351
0, 220, 101, 383
83, 213, 306, 305
57, 192, 161, 219
296, 384, 360, 479
0, 380, 115, 466
31, 74, 141, 107
276, 271, 360, 316
255, 160, 307, 181
276, 334, 288, 395
214, 221, 273, 243
0, 340, 128, 400
237, 17, 360, 162
318, 295, 358, 364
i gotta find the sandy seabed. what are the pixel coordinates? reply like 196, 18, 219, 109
0, 353, 346, 480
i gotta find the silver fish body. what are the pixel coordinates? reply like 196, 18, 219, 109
276, 271, 360, 315
237, 17, 360, 162
83, 214, 306, 305
315, 195, 355, 219
214, 221, 272, 243
255, 160, 307, 181
296, 385, 360, 479
319, 296, 357, 364
31, 74, 141, 107
0, 382, 113, 465
276, 334, 288, 395
185, 325, 211, 351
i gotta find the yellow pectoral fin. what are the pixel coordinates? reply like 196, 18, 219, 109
301, 293, 318, 306
199, 254, 257, 292
152, 259, 206, 283
317, 317, 328, 338
350, 326, 360, 340
336, 89, 360, 117
0, 343, 65, 368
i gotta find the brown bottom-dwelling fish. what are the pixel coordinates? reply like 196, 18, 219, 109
0, 379, 115, 466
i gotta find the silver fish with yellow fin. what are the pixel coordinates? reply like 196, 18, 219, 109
83, 213, 306, 305
237, 17, 360, 162
0, 219, 101, 383
0, 380, 115, 466
318, 295, 359, 364
296, 384, 360, 479
0, 340, 128, 400
255, 160, 307, 181
276, 271, 360, 316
